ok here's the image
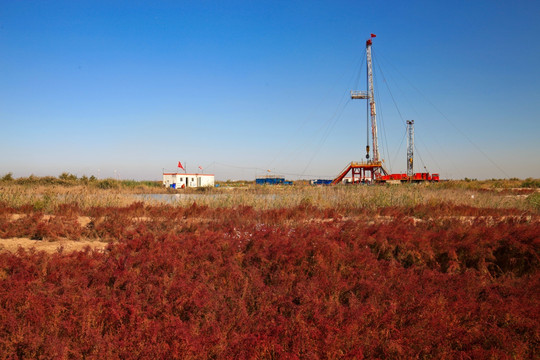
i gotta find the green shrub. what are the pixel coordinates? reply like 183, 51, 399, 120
527, 192, 540, 210
59, 172, 77, 181
521, 178, 540, 188
96, 179, 119, 189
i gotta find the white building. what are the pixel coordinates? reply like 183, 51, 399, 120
162, 173, 215, 189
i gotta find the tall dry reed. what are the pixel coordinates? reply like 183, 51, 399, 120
3, 183, 534, 212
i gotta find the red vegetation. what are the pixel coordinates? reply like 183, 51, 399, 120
0, 202, 539, 358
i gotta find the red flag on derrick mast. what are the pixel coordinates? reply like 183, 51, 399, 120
371, 33, 376, 38
178, 161, 185, 170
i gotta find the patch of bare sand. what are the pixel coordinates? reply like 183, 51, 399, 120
0, 238, 108, 254
9, 214, 92, 227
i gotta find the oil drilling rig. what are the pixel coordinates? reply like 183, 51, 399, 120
331, 34, 439, 184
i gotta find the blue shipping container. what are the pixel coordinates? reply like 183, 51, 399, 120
312, 179, 332, 185
256, 177, 288, 185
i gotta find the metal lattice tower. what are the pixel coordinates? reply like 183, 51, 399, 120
407, 120, 414, 177
334, 34, 388, 185
366, 38, 379, 163
351, 34, 380, 165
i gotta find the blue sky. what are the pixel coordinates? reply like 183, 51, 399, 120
1, 0, 539, 181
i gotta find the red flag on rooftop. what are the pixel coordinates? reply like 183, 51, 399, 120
178, 161, 184, 170
371, 33, 376, 38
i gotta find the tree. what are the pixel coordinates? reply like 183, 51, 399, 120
1, 172, 13, 181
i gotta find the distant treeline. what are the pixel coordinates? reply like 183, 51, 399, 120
0, 172, 161, 189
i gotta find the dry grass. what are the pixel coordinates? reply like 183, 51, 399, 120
1, 182, 538, 212
0, 184, 145, 209
139, 183, 540, 212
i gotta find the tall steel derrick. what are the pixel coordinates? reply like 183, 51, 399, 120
349, 34, 386, 180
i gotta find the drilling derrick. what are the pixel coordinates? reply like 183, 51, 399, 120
366, 37, 380, 164
332, 36, 440, 185
350, 34, 379, 163
407, 120, 414, 177
333, 34, 387, 185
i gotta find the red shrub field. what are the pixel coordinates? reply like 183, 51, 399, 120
0, 201, 539, 358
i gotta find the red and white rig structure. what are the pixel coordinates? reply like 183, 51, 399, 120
331, 34, 439, 184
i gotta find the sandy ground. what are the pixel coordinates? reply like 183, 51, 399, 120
0, 237, 108, 254
9, 214, 92, 227
1, 214, 104, 254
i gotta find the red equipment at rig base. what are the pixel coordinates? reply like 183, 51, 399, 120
379, 172, 440, 183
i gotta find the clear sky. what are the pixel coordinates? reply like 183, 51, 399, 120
1, 0, 539, 181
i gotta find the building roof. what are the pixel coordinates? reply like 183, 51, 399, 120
163, 173, 214, 176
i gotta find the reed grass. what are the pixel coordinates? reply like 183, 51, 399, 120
1, 182, 537, 213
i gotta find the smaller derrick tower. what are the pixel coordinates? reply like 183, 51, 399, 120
407, 120, 414, 177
